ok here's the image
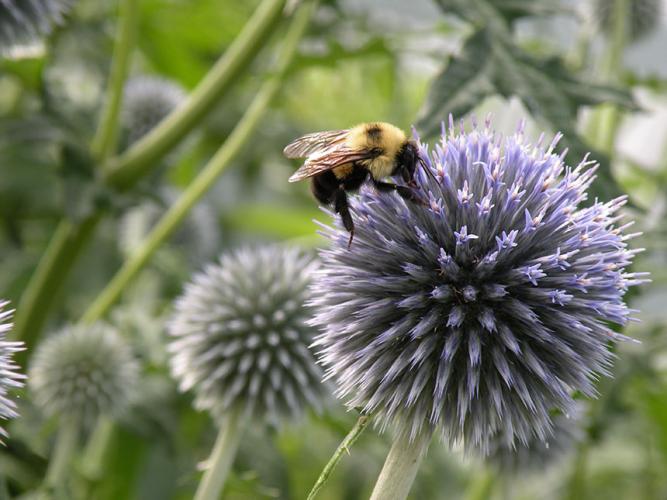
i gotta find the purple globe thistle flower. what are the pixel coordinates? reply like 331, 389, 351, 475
311, 118, 648, 453
0, 301, 25, 443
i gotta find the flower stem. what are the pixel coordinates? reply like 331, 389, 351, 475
45, 418, 80, 494
464, 468, 496, 500
90, 0, 138, 162
566, 441, 590, 500
12, 0, 287, 356
103, 0, 287, 189
369, 431, 432, 500
11, 215, 100, 358
194, 411, 246, 500
81, 0, 317, 324
307, 413, 372, 500
585, 0, 628, 153
79, 415, 116, 481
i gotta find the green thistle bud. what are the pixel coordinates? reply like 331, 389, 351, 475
29, 323, 139, 423
121, 76, 186, 146
168, 246, 325, 424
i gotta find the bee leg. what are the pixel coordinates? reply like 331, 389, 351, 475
334, 188, 355, 248
373, 180, 428, 207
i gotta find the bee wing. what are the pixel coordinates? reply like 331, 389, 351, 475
288, 147, 374, 182
283, 129, 349, 159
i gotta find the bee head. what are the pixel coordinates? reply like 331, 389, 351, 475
396, 140, 419, 184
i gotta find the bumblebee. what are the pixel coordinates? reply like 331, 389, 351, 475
284, 122, 428, 246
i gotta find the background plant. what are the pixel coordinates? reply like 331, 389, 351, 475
0, 0, 664, 498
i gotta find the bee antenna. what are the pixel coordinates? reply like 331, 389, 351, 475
418, 155, 439, 184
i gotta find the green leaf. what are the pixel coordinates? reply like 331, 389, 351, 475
415, 30, 495, 138
435, 0, 567, 24
416, 10, 638, 199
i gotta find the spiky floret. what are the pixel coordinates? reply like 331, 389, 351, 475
167, 246, 324, 424
29, 323, 139, 423
122, 76, 186, 146
0, 302, 25, 443
0, 0, 75, 57
311, 118, 648, 453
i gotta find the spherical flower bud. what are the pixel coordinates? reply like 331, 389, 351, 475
122, 76, 186, 146
0, 0, 74, 58
168, 246, 324, 424
596, 0, 661, 42
0, 301, 25, 443
311, 118, 647, 453
29, 323, 139, 423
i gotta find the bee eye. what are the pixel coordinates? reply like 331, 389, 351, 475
369, 147, 383, 157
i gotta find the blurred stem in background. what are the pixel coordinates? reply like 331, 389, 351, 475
11, 215, 100, 364
103, 0, 287, 189
194, 411, 246, 500
11, 0, 287, 357
44, 418, 79, 496
369, 431, 432, 500
463, 468, 496, 500
90, 0, 138, 162
81, 0, 315, 325
307, 414, 372, 500
585, 0, 629, 153
79, 0, 317, 491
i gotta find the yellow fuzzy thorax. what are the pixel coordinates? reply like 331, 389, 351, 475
346, 122, 407, 179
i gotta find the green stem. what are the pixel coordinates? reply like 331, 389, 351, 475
103, 0, 287, 189
369, 431, 432, 500
81, 0, 317, 324
45, 419, 80, 494
307, 414, 372, 500
566, 441, 590, 500
585, 0, 628, 153
12, 215, 100, 357
79, 415, 116, 481
90, 0, 138, 162
464, 468, 496, 500
194, 412, 246, 500
11, 0, 286, 356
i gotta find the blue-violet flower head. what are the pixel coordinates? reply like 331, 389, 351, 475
311, 118, 647, 453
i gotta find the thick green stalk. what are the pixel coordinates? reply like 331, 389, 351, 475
90, 0, 138, 161
566, 441, 590, 500
464, 468, 496, 500
307, 414, 372, 500
585, 0, 628, 153
369, 431, 432, 500
79, 415, 116, 481
12, 215, 100, 357
45, 419, 80, 494
103, 0, 287, 189
194, 411, 246, 500
81, 0, 317, 324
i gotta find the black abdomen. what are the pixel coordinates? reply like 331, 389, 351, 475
311, 165, 368, 205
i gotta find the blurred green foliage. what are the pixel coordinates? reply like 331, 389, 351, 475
0, 0, 666, 498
